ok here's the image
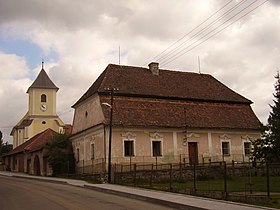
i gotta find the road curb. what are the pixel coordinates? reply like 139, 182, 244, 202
84, 184, 205, 210
7, 174, 68, 185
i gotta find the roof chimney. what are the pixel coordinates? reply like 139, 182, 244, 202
148, 62, 159, 75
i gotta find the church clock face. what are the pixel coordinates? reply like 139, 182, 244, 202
40, 104, 47, 111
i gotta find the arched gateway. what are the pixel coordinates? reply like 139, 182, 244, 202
34, 155, 41, 176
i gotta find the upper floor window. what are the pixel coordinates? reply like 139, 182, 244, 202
41, 94, 47, 102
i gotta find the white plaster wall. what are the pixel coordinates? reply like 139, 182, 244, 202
72, 95, 105, 134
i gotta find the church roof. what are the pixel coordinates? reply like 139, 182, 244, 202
27, 68, 58, 92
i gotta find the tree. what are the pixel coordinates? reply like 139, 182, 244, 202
44, 133, 75, 176
0, 131, 12, 157
253, 72, 280, 162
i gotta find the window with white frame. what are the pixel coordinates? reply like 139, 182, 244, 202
152, 141, 162, 157
124, 140, 134, 156
222, 141, 230, 155
244, 142, 251, 156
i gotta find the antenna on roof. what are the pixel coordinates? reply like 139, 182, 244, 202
42, 59, 44, 70
198, 56, 201, 74
119, 46, 121, 65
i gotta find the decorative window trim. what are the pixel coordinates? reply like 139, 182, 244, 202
122, 131, 136, 140
151, 139, 163, 157
220, 135, 231, 156
241, 135, 254, 141
183, 132, 200, 146
220, 134, 231, 140
242, 136, 253, 156
122, 132, 136, 157
243, 141, 252, 156
149, 132, 163, 140
150, 131, 163, 156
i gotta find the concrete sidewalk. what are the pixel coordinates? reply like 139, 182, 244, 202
0, 171, 274, 210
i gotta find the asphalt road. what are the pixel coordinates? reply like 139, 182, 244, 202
0, 176, 175, 210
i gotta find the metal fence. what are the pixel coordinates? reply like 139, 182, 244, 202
112, 161, 280, 205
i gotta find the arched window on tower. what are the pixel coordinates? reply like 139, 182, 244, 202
41, 94, 47, 102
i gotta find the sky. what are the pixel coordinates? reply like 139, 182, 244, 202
0, 0, 279, 143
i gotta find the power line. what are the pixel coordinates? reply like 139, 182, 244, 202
144, 0, 235, 66
161, 0, 259, 66
145, 0, 268, 67
156, 0, 249, 63
161, 0, 268, 67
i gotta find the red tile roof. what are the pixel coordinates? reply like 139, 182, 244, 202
64, 124, 73, 135
100, 96, 260, 130
6, 128, 56, 155
72, 64, 261, 132
73, 64, 251, 107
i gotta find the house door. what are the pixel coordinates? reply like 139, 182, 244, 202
188, 142, 198, 165
34, 155, 41, 176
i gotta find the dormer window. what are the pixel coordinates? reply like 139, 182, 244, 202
41, 94, 47, 102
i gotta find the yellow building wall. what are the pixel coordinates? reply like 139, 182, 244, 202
12, 87, 65, 148
28, 89, 56, 116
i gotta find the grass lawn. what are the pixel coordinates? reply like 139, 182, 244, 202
126, 176, 280, 208
134, 176, 280, 193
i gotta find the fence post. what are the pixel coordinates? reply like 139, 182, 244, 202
113, 163, 116, 184
130, 156, 132, 171
266, 161, 270, 197
150, 164, 153, 187
224, 161, 228, 200
133, 163, 137, 186
179, 156, 182, 179
232, 160, 235, 177
169, 163, 173, 192
193, 163, 196, 193
92, 159, 94, 174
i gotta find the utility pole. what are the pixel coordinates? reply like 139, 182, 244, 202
103, 87, 119, 183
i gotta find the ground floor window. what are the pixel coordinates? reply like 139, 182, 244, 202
244, 142, 251, 156
152, 141, 162, 157
222, 141, 230, 155
124, 140, 134, 156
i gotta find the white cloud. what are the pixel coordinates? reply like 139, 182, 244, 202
0, 53, 31, 143
0, 0, 279, 143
